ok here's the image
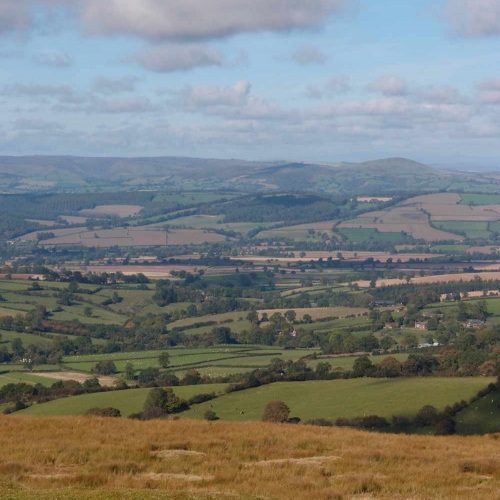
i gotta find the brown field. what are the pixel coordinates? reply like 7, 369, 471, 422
441, 290, 500, 301
354, 271, 500, 288
67, 264, 210, 278
59, 215, 89, 224
357, 196, 393, 202
166, 229, 228, 246
18, 227, 89, 242
33, 372, 117, 387
26, 219, 57, 227
467, 246, 500, 254
79, 205, 144, 218
341, 198, 465, 242
1, 417, 499, 500
232, 251, 440, 263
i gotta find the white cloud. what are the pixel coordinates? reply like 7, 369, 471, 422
87, 96, 157, 114
78, 0, 347, 40
306, 75, 351, 98
367, 76, 408, 96
92, 76, 139, 94
33, 50, 72, 68
132, 44, 225, 72
448, 0, 500, 37
290, 45, 329, 65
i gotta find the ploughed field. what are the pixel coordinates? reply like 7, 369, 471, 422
1, 417, 499, 500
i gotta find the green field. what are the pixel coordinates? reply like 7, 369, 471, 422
460, 193, 500, 205
456, 387, 500, 435
0, 372, 58, 387
61, 346, 316, 375
434, 221, 491, 239
305, 353, 409, 371
181, 377, 493, 422
19, 383, 229, 417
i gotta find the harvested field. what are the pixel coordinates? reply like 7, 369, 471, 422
33, 372, 117, 387
79, 205, 144, 217
354, 271, 500, 287
166, 229, 228, 245
232, 251, 440, 263
67, 264, 209, 278
25, 219, 56, 226
467, 246, 500, 254
441, 290, 500, 301
18, 227, 89, 242
2, 417, 500, 500
59, 215, 88, 224
29, 227, 168, 248
357, 196, 392, 202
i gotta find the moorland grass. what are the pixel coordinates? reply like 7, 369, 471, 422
0, 416, 499, 500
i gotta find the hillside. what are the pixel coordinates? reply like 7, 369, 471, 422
1, 417, 498, 500
0, 155, 495, 195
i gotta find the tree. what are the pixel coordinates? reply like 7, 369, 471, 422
284, 310, 296, 323
158, 352, 170, 368
11, 338, 25, 358
246, 310, 259, 324
83, 377, 101, 393
84, 307, 93, 318
414, 405, 439, 427
94, 360, 117, 375
68, 281, 79, 293
164, 388, 186, 413
125, 362, 135, 380
316, 362, 331, 378
144, 388, 168, 414
402, 333, 418, 349
303, 314, 313, 324
262, 401, 290, 423
138, 367, 160, 385
353, 356, 373, 377
380, 336, 395, 351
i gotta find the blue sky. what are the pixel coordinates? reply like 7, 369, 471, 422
1, 0, 500, 167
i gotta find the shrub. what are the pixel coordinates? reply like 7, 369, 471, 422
86, 407, 121, 418
203, 410, 218, 421
304, 418, 334, 427
187, 392, 216, 405
335, 417, 351, 427
262, 401, 290, 423
435, 416, 456, 435
414, 405, 439, 427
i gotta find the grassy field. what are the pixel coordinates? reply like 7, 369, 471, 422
0, 371, 59, 387
61, 346, 315, 375
181, 377, 492, 422
434, 221, 491, 239
19, 383, 229, 417
460, 193, 500, 205
456, 386, 500, 435
305, 353, 409, 371
2, 417, 499, 500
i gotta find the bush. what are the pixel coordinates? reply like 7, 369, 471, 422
86, 407, 121, 418
262, 401, 290, 423
414, 405, 439, 427
335, 417, 351, 427
304, 418, 334, 427
187, 392, 216, 405
435, 416, 456, 435
203, 410, 218, 421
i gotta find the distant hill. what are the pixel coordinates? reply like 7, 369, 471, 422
0, 154, 496, 195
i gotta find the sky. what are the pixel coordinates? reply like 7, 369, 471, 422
1, 0, 500, 166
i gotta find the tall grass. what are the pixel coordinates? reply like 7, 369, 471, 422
0, 416, 499, 499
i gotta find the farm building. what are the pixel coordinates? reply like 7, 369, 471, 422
414, 321, 428, 331
462, 319, 485, 329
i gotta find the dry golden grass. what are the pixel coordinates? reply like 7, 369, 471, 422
1, 417, 499, 500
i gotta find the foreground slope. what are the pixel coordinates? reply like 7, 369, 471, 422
0, 417, 499, 500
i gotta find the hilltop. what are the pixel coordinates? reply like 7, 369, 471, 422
0, 417, 498, 500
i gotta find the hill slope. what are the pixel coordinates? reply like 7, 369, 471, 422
0, 155, 495, 195
1, 417, 499, 500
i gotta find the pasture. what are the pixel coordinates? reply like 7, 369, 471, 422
19, 383, 229, 417
181, 377, 492, 422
